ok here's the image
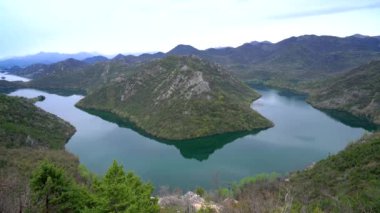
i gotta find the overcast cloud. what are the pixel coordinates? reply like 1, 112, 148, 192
1, 0, 379, 58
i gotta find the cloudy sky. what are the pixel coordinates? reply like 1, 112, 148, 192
1, 0, 380, 58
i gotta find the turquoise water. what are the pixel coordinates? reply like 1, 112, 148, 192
9, 87, 368, 190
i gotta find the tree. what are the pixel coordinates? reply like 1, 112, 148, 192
30, 161, 71, 212
30, 161, 93, 212
91, 160, 160, 213
30, 160, 159, 212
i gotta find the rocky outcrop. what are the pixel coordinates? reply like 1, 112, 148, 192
159, 191, 222, 212
155, 70, 211, 102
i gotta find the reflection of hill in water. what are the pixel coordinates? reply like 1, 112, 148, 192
80, 108, 264, 161
321, 109, 379, 132
159, 132, 259, 161
250, 84, 307, 100
0, 80, 24, 94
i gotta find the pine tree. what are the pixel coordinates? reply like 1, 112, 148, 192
30, 161, 93, 212
92, 160, 160, 213
30, 161, 71, 212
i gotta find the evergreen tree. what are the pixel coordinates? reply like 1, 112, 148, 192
92, 160, 160, 213
30, 161, 93, 212
30, 160, 159, 212
30, 161, 71, 212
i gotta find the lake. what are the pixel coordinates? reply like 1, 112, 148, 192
0, 72, 30, 82
8, 87, 369, 190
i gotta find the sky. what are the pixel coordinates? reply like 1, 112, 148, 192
1, 0, 380, 59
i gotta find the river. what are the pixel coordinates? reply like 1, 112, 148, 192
8, 86, 369, 190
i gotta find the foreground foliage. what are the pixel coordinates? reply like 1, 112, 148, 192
289, 132, 380, 212
0, 95, 158, 212
30, 161, 159, 213
0, 94, 78, 212
30, 161, 92, 212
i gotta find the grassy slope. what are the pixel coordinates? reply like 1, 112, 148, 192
308, 60, 380, 125
77, 56, 272, 140
0, 94, 79, 212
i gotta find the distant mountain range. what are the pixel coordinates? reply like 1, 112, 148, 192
164, 34, 380, 89
3, 34, 379, 70
7, 34, 380, 91
0, 52, 103, 68
113, 34, 380, 90
3, 34, 380, 126
82, 55, 109, 64
9, 34, 380, 75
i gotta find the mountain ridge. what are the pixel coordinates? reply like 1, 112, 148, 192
4, 34, 380, 126
8, 34, 380, 83
0, 52, 96, 68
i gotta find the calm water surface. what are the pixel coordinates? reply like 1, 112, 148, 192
9, 87, 368, 189
0, 73, 30, 82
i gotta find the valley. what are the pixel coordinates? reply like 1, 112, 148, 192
2, 0, 380, 211
1, 34, 379, 212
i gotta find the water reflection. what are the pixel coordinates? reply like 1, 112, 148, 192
80, 108, 264, 161
321, 109, 379, 131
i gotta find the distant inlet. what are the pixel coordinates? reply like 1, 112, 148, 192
0, 73, 30, 82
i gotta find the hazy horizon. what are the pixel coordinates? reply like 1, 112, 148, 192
1, 33, 380, 60
1, 0, 380, 59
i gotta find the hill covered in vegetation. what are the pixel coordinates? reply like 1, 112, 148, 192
308, 60, 380, 125
77, 56, 272, 140
6, 58, 134, 94
287, 132, 380, 212
0, 94, 75, 148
